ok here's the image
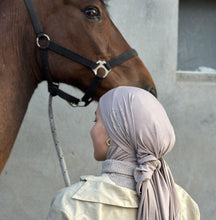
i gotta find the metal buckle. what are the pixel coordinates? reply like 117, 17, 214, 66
36, 33, 50, 49
67, 100, 86, 107
68, 96, 93, 107
92, 60, 110, 78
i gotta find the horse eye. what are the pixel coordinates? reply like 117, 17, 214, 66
84, 6, 101, 20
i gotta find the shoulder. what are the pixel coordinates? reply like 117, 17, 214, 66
72, 174, 138, 207
47, 175, 138, 220
47, 179, 85, 219
175, 184, 200, 220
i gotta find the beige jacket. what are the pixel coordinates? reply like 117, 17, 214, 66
47, 175, 200, 220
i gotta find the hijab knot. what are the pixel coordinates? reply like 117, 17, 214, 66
134, 158, 161, 196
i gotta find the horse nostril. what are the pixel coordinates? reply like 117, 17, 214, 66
145, 85, 157, 98
150, 87, 157, 98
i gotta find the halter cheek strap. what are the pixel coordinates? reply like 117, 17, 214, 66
24, 0, 138, 106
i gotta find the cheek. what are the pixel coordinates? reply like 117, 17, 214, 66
90, 125, 108, 161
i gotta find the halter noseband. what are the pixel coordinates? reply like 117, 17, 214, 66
24, 0, 138, 107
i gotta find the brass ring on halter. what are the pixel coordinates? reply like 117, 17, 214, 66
36, 33, 50, 49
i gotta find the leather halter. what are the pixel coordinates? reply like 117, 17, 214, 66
24, 0, 138, 106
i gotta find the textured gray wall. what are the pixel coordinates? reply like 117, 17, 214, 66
0, 0, 215, 219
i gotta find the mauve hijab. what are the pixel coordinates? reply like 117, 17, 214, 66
99, 86, 180, 220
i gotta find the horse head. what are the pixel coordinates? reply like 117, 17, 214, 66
0, 0, 157, 174
27, 0, 157, 101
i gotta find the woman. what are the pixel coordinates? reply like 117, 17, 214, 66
47, 86, 200, 220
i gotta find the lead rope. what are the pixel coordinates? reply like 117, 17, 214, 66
48, 94, 71, 187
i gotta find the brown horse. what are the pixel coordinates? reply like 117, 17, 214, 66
0, 0, 156, 174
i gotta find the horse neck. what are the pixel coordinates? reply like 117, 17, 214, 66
0, 0, 41, 173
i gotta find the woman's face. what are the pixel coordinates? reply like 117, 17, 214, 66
90, 106, 109, 161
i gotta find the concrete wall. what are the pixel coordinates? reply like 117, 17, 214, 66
0, 0, 215, 219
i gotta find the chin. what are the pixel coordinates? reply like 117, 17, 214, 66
94, 154, 105, 161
